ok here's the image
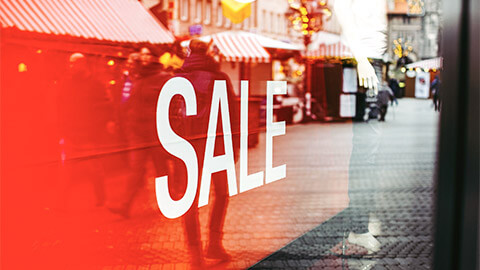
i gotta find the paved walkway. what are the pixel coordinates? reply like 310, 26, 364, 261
251, 98, 438, 269
24, 98, 438, 270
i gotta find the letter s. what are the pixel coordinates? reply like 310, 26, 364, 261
155, 77, 197, 219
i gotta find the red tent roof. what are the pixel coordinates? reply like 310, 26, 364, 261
0, 0, 174, 44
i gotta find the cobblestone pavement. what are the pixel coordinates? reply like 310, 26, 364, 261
26, 98, 438, 270
251, 98, 438, 269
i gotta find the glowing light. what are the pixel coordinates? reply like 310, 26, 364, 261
432, 68, 437, 72
109, 80, 116, 85
399, 82, 406, 87
36, 49, 42, 54
117, 52, 123, 57
401, 67, 406, 73
302, 30, 308, 35
319, 0, 326, 5
415, 67, 421, 72
303, 17, 309, 22
18, 63, 27, 72
107, 60, 115, 66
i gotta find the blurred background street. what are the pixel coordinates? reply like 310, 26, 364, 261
4, 0, 475, 269
24, 98, 437, 269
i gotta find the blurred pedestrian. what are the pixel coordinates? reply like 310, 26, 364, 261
173, 39, 240, 266
388, 78, 401, 98
431, 75, 441, 111
376, 81, 396, 121
108, 47, 170, 219
57, 52, 113, 208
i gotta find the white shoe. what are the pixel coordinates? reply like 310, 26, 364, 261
348, 232, 381, 254
368, 213, 382, 236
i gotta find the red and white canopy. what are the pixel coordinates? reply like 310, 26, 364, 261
406, 57, 443, 70
0, 0, 174, 44
212, 31, 271, 63
304, 42, 353, 59
304, 31, 353, 59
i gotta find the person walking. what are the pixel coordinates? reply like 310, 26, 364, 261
173, 39, 240, 266
377, 81, 396, 121
431, 75, 441, 111
109, 47, 171, 218
57, 53, 112, 208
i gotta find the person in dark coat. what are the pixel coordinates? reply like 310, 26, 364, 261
388, 78, 401, 98
109, 47, 171, 218
376, 82, 396, 121
57, 53, 112, 208
172, 39, 240, 266
431, 75, 441, 111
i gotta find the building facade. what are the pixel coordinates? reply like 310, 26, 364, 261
386, 0, 441, 62
140, 0, 302, 44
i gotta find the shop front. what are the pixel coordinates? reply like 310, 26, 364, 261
403, 57, 443, 98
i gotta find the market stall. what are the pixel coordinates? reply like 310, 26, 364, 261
1, 0, 175, 163
404, 57, 443, 98
303, 31, 361, 121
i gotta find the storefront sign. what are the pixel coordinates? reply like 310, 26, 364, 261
342, 67, 358, 93
155, 78, 287, 218
340, 94, 356, 118
415, 71, 430, 98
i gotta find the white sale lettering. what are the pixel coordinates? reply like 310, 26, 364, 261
155, 78, 287, 219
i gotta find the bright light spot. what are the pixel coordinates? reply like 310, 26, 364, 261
107, 60, 115, 66
109, 80, 116, 85
415, 67, 421, 72
36, 49, 42, 54
401, 67, 406, 73
399, 82, 406, 87
18, 63, 27, 72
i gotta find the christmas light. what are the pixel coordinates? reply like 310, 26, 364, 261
18, 63, 27, 72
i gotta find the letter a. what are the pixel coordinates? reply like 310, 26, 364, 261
198, 80, 238, 207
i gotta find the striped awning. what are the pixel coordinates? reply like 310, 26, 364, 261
0, 0, 174, 44
406, 57, 443, 70
304, 41, 353, 59
212, 32, 270, 63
